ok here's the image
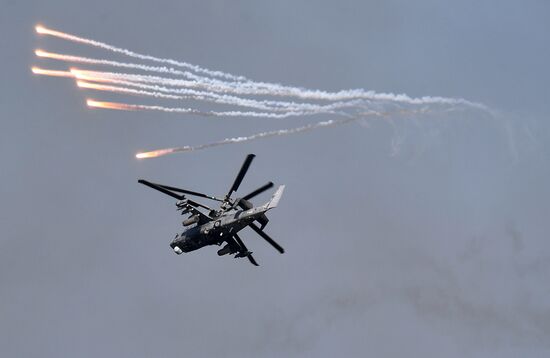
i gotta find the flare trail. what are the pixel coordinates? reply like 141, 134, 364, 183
32, 24, 489, 156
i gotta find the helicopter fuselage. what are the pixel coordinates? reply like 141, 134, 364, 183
170, 205, 270, 254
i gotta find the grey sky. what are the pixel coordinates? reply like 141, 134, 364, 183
1, 1, 549, 357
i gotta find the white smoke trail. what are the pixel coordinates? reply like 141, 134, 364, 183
35, 50, 193, 77
36, 50, 488, 111
77, 81, 183, 100
36, 25, 247, 82
136, 117, 358, 158
179, 70, 489, 110
128, 103, 329, 119
74, 70, 367, 113
135, 109, 432, 158
87, 100, 329, 119
33, 25, 493, 157
36, 26, 488, 111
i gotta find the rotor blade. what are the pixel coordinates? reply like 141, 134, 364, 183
247, 254, 259, 266
138, 179, 185, 200
242, 182, 274, 201
249, 223, 284, 254
237, 198, 253, 211
234, 234, 259, 266
233, 233, 248, 251
226, 154, 255, 199
157, 184, 223, 202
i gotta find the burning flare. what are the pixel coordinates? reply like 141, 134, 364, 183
35, 25, 85, 44
35, 25, 50, 35
78, 81, 122, 91
71, 69, 116, 83
136, 149, 176, 159
86, 99, 137, 111
35, 49, 55, 58
31, 67, 74, 78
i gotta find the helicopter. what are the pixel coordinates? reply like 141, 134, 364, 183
138, 154, 285, 266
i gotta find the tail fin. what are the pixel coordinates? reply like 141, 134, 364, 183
265, 185, 285, 210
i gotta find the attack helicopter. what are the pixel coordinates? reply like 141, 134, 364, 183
138, 154, 285, 266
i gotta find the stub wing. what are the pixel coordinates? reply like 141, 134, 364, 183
182, 203, 212, 225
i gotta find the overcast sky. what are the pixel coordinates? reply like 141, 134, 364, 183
1, 1, 549, 357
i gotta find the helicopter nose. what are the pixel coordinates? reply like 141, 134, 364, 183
173, 246, 183, 255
